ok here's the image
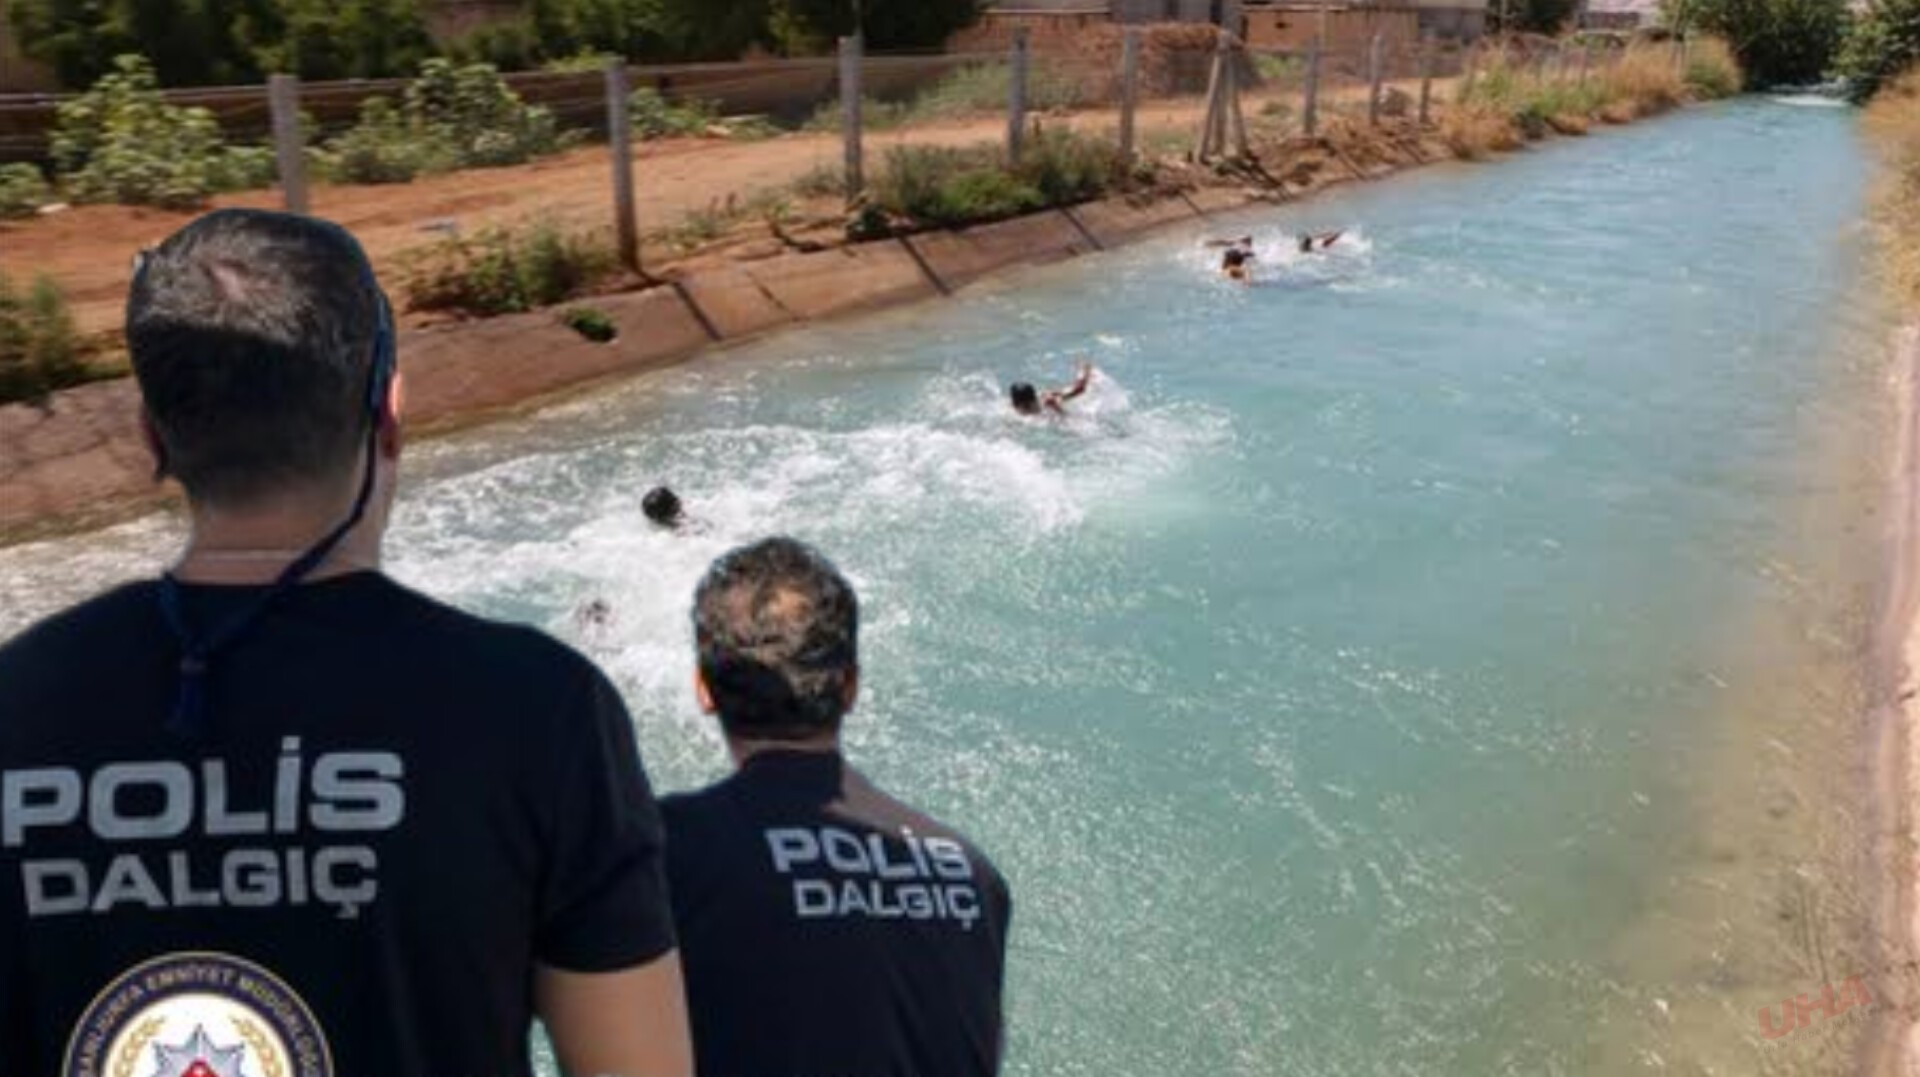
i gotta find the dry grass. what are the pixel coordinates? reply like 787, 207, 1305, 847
1865, 70, 1920, 312
1439, 39, 1740, 161
1607, 47, 1687, 112
1442, 104, 1524, 159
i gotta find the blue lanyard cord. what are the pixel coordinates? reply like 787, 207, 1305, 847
157, 424, 381, 740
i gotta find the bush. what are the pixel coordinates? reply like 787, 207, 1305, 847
0, 274, 85, 405
328, 60, 571, 184
0, 165, 52, 219
403, 220, 618, 316
1837, 0, 1920, 101
1019, 127, 1124, 206
629, 87, 719, 138
50, 55, 258, 208
404, 59, 567, 166
872, 129, 1123, 228
328, 98, 446, 184
561, 306, 617, 342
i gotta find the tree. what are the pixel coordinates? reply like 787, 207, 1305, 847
648, 0, 980, 59
774, 0, 982, 52
1672, 0, 1848, 86
1836, 0, 1920, 100
9, 0, 136, 87
247, 0, 433, 80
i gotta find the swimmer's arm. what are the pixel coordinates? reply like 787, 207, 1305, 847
1057, 362, 1094, 401
538, 954, 693, 1077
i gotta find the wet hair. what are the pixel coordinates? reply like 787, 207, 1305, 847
693, 537, 859, 741
642, 485, 683, 526
1010, 382, 1040, 413
127, 209, 387, 507
1222, 248, 1250, 269
1298, 235, 1313, 254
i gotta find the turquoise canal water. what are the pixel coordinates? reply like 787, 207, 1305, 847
0, 99, 1898, 1073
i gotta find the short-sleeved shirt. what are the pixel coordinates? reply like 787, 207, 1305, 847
662, 750, 1012, 1077
0, 572, 674, 1077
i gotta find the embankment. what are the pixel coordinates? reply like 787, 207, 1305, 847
1864, 69, 1920, 1077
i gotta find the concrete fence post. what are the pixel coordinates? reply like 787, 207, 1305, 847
1226, 38, 1250, 157
604, 59, 640, 273
1418, 32, 1435, 125
267, 75, 308, 215
1580, 42, 1594, 84
1367, 31, 1385, 127
1196, 30, 1228, 159
1008, 27, 1031, 165
839, 34, 864, 202
1120, 27, 1142, 161
1461, 44, 1479, 102
1303, 35, 1323, 136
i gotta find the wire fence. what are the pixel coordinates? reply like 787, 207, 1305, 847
0, 29, 1693, 339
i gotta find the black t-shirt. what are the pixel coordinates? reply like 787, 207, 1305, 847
662, 751, 1012, 1077
0, 572, 674, 1077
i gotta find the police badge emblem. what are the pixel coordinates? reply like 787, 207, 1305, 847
62, 952, 332, 1077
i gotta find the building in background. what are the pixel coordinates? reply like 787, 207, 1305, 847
1578, 0, 1659, 30
1240, 0, 1486, 49
976, 0, 1485, 54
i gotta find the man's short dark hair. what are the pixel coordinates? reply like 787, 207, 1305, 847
1009, 383, 1039, 412
128, 209, 386, 507
693, 537, 859, 741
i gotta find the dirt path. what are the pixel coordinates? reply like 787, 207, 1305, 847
0, 79, 1417, 338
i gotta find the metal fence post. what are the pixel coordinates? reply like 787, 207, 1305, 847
1580, 42, 1594, 84
604, 59, 639, 273
1008, 27, 1031, 165
1303, 35, 1322, 136
839, 34, 864, 202
1418, 32, 1435, 125
1367, 31, 1385, 127
1461, 44, 1479, 102
267, 75, 308, 215
1120, 27, 1141, 161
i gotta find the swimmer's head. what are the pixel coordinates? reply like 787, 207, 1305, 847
1010, 383, 1040, 414
1298, 235, 1312, 253
643, 485, 684, 527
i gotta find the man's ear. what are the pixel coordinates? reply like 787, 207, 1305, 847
377, 371, 406, 459
140, 410, 169, 483
693, 667, 718, 715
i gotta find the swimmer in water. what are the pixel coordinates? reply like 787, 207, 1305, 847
1221, 246, 1255, 281
644, 485, 687, 530
1010, 361, 1095, 417
1297, 231, 1344, 254
576, 485, 691, 631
